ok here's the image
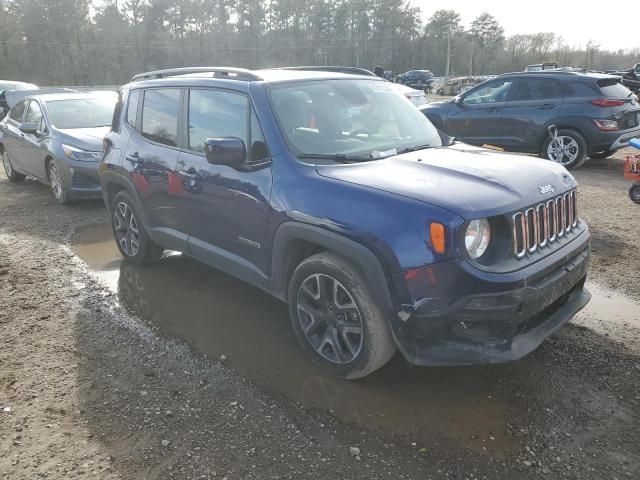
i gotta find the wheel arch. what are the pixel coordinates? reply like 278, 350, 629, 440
270, 222, 395, 314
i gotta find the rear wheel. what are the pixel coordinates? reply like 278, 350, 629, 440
542, 129, 588, 169
288, 252, 396, 379
589, 150, 616, 160
1, 147, 25, 182
111, 190, 163, 264
630, 184, 640, 204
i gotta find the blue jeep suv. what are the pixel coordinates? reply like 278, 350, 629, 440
99, 67, 591, 378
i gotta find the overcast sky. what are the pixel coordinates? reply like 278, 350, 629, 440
411, 0, 638, 52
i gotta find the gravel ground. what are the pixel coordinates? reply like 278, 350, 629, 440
1, 151, 639, 480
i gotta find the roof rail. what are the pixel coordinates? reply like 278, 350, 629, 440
130, 67, 262, 83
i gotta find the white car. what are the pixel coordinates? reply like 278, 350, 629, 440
389, 83, 426, 106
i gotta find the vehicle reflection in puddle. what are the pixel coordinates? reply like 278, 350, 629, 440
74, 223, 580, 453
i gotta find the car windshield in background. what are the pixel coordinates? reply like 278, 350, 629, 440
45, 97, 116, 129
269, 79, 441, 161
0, 82, 37, 92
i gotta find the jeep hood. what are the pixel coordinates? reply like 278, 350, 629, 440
315, 144, 577, 219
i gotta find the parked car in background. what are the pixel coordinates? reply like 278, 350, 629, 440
100, 67, 590, 379
0, 91, 117, 203
391, 83, 426, 106
525, 62, 558, 72
0, 81, 38, 119
420, 71, 640, 169
396, 70, 434, 90
437, 76, 477, 96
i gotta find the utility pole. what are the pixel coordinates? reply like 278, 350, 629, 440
445, 25, 451, 80
468, 36, 474, 76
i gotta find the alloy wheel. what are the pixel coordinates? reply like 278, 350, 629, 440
113, 201, 140, 257
49, 163, 63, 200
547, 136, 579, 165
296, 273, 364, 364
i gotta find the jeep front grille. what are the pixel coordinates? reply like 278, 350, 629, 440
513, 190, 578, 259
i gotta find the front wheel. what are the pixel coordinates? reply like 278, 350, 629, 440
288, 252, 396, 379
48, 160, 70, 204
541, 129, 588, 170
630, 184, 640, 204
1, 147, 25, 182
110, 191, 163, 264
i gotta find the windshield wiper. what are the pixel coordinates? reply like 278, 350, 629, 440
396, 144, 432, 154
297, 153, 374, 163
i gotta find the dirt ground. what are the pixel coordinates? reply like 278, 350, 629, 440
1, 151, 639, 480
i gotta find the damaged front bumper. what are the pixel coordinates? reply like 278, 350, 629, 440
389, 229, 591, 366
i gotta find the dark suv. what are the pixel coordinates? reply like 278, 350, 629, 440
397, 70, 434, 89
420, 71, 640, 169
100, 67, 591, 379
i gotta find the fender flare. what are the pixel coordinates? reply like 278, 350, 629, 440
270, 222, 394, 313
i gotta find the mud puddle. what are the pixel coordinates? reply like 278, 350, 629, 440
71, 223, 640, 453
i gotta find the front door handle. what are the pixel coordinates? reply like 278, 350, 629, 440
126, 152, 144, 164
486, 108, 501, 113
538, 104, 557, 110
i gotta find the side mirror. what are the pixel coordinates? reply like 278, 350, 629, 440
204, 137, 246, 167
19, 122, 37, 134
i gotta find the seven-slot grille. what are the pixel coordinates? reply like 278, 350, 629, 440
512, 190, 578, 259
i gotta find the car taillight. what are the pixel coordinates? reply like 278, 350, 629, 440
590, 99, 625, 107
592, 119, 620, 131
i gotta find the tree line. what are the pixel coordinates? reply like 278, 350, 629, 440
1, 0, 638, 86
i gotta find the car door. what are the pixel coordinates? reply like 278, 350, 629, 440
445, 77, 515, 146
2, 100, 28, 172
20, 100, 48, 179
499, 77, 564, 151
177, 88, 273, 278
123, 87, 188, 252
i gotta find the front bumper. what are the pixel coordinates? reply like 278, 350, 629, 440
57, 158, 102, 198
390, 229, 591, 366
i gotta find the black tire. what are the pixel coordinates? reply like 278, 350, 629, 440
1, 147, 26, 182
630, 184, 640, 204
47, 160, 70, 205
541, 129, 588, 170
288, 252, 396, 379
110, 190, 163, 264
589, 150, 616, 160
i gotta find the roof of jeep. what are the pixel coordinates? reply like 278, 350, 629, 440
129, 68, 386, 88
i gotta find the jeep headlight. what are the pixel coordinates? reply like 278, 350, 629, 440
62, 144, 102, 162
465, 219, 491, 259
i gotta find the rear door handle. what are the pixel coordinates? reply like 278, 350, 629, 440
486, 108, 501, 113
126, 152, 144, 164
538, 104, 558, 110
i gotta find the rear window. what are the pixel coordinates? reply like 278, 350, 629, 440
597, 78, 633, 98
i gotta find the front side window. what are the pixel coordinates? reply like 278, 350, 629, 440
25, 101, 44, 131
463, 79, 514, 105
187, 89, 248, 154
46, 97, 116, 129
10, 101, 26, 122
269, 79, 441, 160
141, 89, 180, 147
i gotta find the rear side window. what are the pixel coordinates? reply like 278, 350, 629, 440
126, 90, 140, 128
512, 78, 562, 101
597, 78, 632, 98
187, 89, 248, 154
10, 101, 26, 122
141, 89, 180, 147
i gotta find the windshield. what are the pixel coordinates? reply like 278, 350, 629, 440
45, 97, 116, 129
269, 79, 441, 160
